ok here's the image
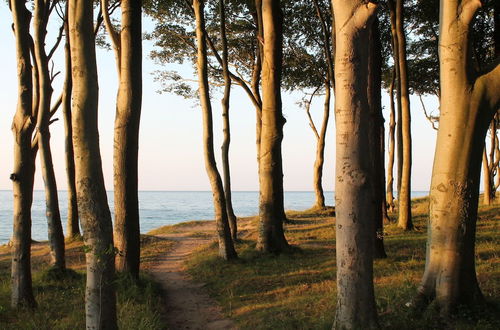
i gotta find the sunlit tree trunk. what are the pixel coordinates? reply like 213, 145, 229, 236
62, 6, 80, 238
101, 0, 143, 278
10, 0, 36, 308
416, 0, 500, 317
331, 0, 379, 328
482, 148, 492, 205
33, 0, 65, 270
394, 0, 413, 230
220, 0, 238, 241
256, 0, 289, 252
68, 0, 117, 327
193, 0, 237, 260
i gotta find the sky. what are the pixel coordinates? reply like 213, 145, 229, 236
0, 3, 440, 193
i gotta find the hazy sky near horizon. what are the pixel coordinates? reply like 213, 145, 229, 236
0, 4, 440, 194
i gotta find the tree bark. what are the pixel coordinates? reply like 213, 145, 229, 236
395, 0, 413, 230
386, 66, 396, 213
331, 1, 379, 328
482, 148, 492, 205
62, 5, 80, 238
416, 0, 500, 317
68, 0, 117, 327
33, 0, 66, 270
255, 0, 289, 253
102, 0, 143, 279
10, 0, 36, 308
220, 0, 238, 241
193, 0, 237, 260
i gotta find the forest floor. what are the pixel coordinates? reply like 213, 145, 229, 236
0, 197, 498, 329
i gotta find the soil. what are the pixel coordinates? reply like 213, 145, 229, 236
147, 222, 237, 330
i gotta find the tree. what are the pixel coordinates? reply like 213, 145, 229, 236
415, 0, 500, 317
32, 0, 66, 270
193, 0, 237, 259
62, 2, 80, 238
255, 0, 289, 253
101, 0, 143, 278
10, 0, 37, 308
331, 0, 379, 327
68, 0, 117, 326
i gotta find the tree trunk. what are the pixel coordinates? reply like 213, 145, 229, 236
312, 84, 330, 210
253, 0, 264, 170
386, 66, 396, 213
482, 148, 492, 205
395, 0, 413, 230
193, 0, 237, 260
62, 6, 80, 238
68, 0, 117, 327
109, 0, 143, 279
368, 19, 387, 259
255, 0, 289, 253
416, 0, 500, 317
220, 0, 238, 241
33, 0, 66, 270
10, 0, 36, 308
331, 1, 379, 328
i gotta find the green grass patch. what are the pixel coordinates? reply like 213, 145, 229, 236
186, 200, 500, 329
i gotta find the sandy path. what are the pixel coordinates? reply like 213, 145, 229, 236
148, 223, 237, 330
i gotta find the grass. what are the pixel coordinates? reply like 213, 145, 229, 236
0, 234, 173, 329
185, 197, 500, 329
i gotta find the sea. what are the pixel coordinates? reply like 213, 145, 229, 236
0, 190, 429, 244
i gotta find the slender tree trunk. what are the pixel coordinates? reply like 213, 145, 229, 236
395, 0, 413, 230
312, 84, 330, 210
256, 0, 289, 253
482, 148, 492, 205
193, 0, 237, 260
220, 0, 238, 241
416, 0, 500, 317
331, 1, 379, 328
62, 7, 80, 238
10, 0, 36, 308
386, 66, 396, 213
68, 0, 117, 327
253, 0, 264, 171
109, 0, 143, 279
368, 19, 387, 259
33, 0, 65, 270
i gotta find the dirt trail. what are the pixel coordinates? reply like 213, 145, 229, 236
147, 222, 237, 330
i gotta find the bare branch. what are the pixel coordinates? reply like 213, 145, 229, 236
303, 86, 321, 140
419, 94, 439, 130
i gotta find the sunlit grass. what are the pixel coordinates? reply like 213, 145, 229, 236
185, 197, 500, 329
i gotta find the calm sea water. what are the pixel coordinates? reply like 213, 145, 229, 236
0, 190, 429, 244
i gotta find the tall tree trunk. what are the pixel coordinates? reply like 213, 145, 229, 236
368, 18, 387, 259
62, 6, 80, 238
102, 0, 143, 278
33, 0, 66, 270
193, 0, 237, 260
10, 0, 36, 308
395, 0, 413, 230
386, 66, 396, 213
416, 0, 500, 317
253, 0, 264, 170
331, 1, 379, 328
220, 0, 238, 241
256, 0, 289, 253
68, 0, 117, 327
482, 148, 492, 205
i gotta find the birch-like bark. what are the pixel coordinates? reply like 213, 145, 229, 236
68, 0, 117, 326
416, 0, 500, 316
256, 0, 289, 252
193, 0, 237, 260
10, 0, 36, 308
331, 0, 379, 328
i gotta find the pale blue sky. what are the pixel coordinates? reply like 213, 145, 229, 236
0, 4, 439, 193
